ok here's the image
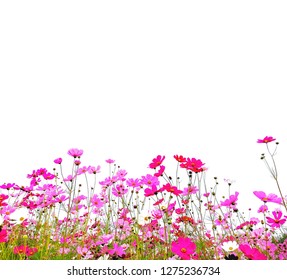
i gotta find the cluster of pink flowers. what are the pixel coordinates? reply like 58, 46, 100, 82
0, 137, 287, 260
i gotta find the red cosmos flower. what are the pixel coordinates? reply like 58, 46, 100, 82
153, 198, 164, 206
180, 157, 205, 173
175, 208, 185, 215
0, 229, 8, 243
171, 237, 196, 260
253, 191, 282, 204
161, 183, 182, 196
68, 148, 83, 158
174, 155, 187, 163
266, 210, 287, 228
13, 245, 38, 257
239, 244, 267, 260
257, 136, 276, 143
149, 155, 165, 169
25, 247, 38, 257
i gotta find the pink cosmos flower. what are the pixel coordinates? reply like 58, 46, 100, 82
253, 191, 282, 204
116, 169, 128, 180
73, 195, 87, 204
59, 247, 70, 254
54, 158, 62, 164
144, 185, 159, 197
0, 183, 17, 190
56, 195, 69, 204
108, 243, 126, 257
91, 194, 105, 209
0, 205, 16, 218
151, 209, 163, 219
87, 165, 101, 174
266, 210, 287, 228
63, 174, 76, 182
167, 201, 176, 215
0, 194, 9, 207
182, 185, 199, 196
106, 159, 115, 164
140, 174, 160, 187
0, 229, 8, 243
171, 237, 196, 260
220, 192, 239, 207
68, 148, 83, 158
76, 246, 93, 259
126, 178, 141, 191
149, 155, 165, 169
112, 184, 128, 198
77, 166, 89, 175
257, 136, 276, 143
154, 165, 165, 177
239, 244, 267, 260
74, 160, 81, 165
258, 204, 268, 213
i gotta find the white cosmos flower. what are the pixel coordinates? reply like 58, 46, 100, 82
221, 241, 239, 252
137, 210, 151, 226
98, 254, 109, 260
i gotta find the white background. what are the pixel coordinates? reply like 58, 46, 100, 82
1, 0, 287, 218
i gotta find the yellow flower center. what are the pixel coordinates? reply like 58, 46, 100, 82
181, 248, 187, 253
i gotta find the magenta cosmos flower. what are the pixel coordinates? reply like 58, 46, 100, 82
220, 191, 239, 207
67, 148, 83, 158
171, 237, 196, 260
266, 210, 287, 228
257, 136, 276, 143
54, 158, 62, 164
253, 191, 282, 204
239, 244, 267, 260
149, 155, 165, 169
0, 229, 8, 243
154, 165, 165, 177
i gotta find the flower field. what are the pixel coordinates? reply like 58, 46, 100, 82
1, 136, 287, 260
